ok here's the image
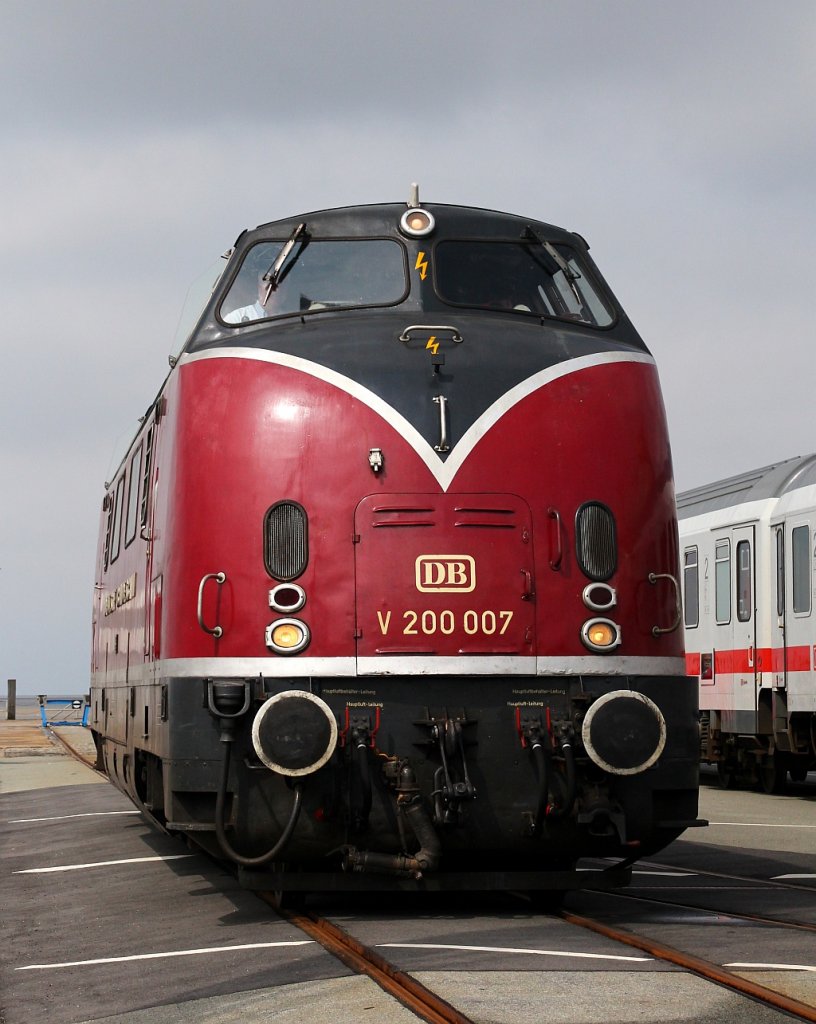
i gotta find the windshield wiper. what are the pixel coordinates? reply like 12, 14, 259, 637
261, 222, 307, 304
523, 225, 583, 306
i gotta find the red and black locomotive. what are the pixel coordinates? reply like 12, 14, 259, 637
91, 188, 702, 898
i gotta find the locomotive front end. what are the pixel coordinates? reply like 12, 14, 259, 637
90, 191, 702, 898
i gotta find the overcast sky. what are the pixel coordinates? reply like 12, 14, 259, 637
1, 1, 814, 695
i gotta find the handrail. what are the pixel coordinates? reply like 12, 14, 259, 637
197, 571, 226, 638
648, 572, 682, 636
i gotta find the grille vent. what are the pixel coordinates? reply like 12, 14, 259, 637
575, 502, 617, 581
264, 501, 308, 580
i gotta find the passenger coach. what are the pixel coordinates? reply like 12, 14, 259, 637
678, 456, 816, 790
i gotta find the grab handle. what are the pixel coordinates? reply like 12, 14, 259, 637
547, 507, 563, 570
648, 572, 682, 636
197, 572, 226, 638
399, 325, 463, 344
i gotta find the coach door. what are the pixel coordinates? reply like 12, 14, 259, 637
770, 523, 787, 689
731, 525, 757, 690
777, 514, 813, 687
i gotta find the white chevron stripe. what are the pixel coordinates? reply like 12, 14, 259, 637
179, 347, 654, 492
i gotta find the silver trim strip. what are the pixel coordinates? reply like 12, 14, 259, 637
91, 653, 686, 687
179, 347, 655, 492
357, 656, 537, 676
536, 656, 686, 675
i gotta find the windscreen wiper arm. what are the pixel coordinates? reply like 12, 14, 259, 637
523, 225, 583, 305
261, 222, 307, 304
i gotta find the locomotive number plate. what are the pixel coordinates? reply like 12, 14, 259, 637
376, 608, 514, 637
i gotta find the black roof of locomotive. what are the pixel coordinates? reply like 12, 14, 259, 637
236, 202, 587, 247
676, 453, 816, 518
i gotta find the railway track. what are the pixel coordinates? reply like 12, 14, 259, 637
260, 896, 476, 1024
56, 731, 816, 1020
253, 885, 816, 1024
47, 727, 103, 774
561, 907, 816, 1022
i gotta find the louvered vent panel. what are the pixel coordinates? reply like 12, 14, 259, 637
575, 502, 616, 581
264, 502, 308, 580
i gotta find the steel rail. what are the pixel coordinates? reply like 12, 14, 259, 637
261, 898, 476, 1024
642, 856, 816, 896
47, 728, 104, 775
561, 908, 816, 1023
606, 886, 816, 934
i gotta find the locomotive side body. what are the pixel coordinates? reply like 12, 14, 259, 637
92, 200, 700, 893
678, 456, 816, 791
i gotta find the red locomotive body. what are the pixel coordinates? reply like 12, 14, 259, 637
91, 194, 701, 897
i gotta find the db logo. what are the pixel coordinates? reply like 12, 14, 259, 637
415, 555, 476, 593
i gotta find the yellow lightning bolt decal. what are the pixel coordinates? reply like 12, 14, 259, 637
425, 335, 439, 355
415, 251, 429, 281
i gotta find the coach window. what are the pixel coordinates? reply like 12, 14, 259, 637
792, 525, 811, 615
715, 539, 731, 624
110, 475, 126, 564
736, 540, 752, 622
776, 528, 785, 617
683, 547, 699, 628
124, 444, 143, 548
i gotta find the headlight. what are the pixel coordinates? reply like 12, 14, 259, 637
399, 208, 435, 237
265, 618, 310, 654
581, 618, 621, 652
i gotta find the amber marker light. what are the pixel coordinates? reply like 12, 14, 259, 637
265, 618, 311, 655
581, 618, 621, 653
399, 208, 435, 237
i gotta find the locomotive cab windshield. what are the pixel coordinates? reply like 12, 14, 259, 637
219, 238, 408, 324
434, 238, 613, 325
215, 209, 615, 330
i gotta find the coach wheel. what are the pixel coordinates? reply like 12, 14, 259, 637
716, 762, 736, 790
759, 754, 786, 795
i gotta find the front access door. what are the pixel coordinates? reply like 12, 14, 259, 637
354, 492, 536, 669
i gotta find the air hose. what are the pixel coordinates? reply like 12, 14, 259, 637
215, 737, 303, 867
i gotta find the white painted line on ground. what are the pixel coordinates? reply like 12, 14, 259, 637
630, 870, 696, 876
17, 941, 314, 971
8, 811, 140, 823
14, 854, 195, 874
377, 943, 651, 963
708, 822, 816, 829
727, 962, 816, 972
771, 874, 816, 880
577, 867, 694, 876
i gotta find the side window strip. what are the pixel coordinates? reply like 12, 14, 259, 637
683, 546, 699, 628
715, 538, 731, 625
